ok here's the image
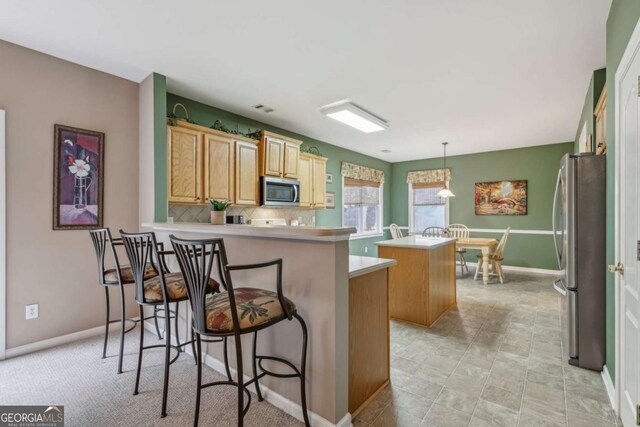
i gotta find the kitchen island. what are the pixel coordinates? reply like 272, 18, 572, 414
142, 222, 394, 426
375, 236, 457, 327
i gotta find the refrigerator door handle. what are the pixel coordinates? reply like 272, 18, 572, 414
552, 169, 562, 267
553, 279, 567, 296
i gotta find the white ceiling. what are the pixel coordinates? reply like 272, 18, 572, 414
0, 0, 610, 162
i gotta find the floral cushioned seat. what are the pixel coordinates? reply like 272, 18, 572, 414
205, 288, 295, 332
144, 273, 221, 303
104, 264, 158, 284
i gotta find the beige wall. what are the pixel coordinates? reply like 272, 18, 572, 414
0, 40, 140, 349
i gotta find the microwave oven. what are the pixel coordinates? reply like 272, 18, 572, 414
261, 176, 300, 207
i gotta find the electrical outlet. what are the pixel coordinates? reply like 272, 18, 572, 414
26, 304, 38, 320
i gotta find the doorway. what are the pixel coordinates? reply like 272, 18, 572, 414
615, 17, 640, 427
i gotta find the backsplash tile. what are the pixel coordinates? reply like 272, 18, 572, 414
168, 204, 317, 226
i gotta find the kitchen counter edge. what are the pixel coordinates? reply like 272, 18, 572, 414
142, 222, 356, 242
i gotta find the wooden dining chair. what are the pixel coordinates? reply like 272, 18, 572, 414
422, 226, 448, 237
389, 224, 404, 239
475, 227, 511, 283
446, 224, 470, 274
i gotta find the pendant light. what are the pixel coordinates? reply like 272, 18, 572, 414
436, 142, 455, 198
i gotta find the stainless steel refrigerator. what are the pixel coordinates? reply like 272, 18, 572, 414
552, 153, 605, 371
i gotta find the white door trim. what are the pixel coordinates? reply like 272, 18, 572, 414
614, 16, 640, 418
0, 110, 6, 361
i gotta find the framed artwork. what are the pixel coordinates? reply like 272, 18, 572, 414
326, 173, 333, 184
325, 192, 336, 209
475, 180, 527, 216
53, 124, 104, 230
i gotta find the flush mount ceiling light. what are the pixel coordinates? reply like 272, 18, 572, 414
319, 100, 389, 133
436, 142, 455, 198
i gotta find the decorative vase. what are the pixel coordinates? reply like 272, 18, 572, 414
210, 211, 226, 225
73, 174, 93, 209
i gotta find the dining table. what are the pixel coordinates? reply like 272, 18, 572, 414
456, 237, 498, 285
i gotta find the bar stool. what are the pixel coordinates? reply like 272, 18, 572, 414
120, 230, 221, 418
170, 235, 311, 427
90, 228, 166, 374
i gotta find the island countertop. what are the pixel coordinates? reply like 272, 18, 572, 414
374, 235, 457, 250
142, 222, 356, 242
349, 255, 397, 279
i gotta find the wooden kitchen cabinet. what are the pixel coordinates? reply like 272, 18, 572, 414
167, 125, 203, 204
235, 140, 259, 206
299, 152, 327, 209
204, 133, 234, 203
167, 120, 259, 206
594, 86, 607, 155
259, 131, 301, 179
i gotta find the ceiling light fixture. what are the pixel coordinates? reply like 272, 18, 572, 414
381, 149, 392, 153
436, 142, 455, 198
320, 100, 389, 133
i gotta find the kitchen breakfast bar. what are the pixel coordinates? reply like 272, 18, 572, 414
142, 222, 395, 426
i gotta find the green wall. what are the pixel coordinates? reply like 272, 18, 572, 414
603, 0, 640, 380
166, 93, 392, 255
390, 143, 574, 270
153, 74, 168, 222
574, 69, 606, 154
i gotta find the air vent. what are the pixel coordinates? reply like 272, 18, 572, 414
253, 104, 275, 113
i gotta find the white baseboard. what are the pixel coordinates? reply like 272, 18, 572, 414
465, 261, 561, 276
143, 321, 351, 427
601, 365, 616, 411
5, 317, 140, 360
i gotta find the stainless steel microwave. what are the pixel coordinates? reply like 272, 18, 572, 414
261, 176, 300, 207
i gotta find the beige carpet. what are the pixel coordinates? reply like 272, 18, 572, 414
0, 330, 303, 427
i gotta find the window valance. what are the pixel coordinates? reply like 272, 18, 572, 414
406, 168, 451, 184
341, 162, 385, 183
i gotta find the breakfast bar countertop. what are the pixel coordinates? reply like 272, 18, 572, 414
142, 222, 356, 242
348, 255, 397, 279
374, 235, 457, 250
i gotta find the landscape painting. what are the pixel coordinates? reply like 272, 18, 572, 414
475, 180, 527, 216
53, 124, 104, 230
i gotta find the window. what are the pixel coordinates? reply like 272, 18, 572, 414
343, 177, 383, 237
409, 182, 448, 234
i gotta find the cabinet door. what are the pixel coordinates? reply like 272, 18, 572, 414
298, 155, 313, 208
167, 126, 203, 204
204, 133, 234, 203
283, 142, 300, 179
264, 137, 284, 176
312, 158, 327, 208
235, 141, 259, 206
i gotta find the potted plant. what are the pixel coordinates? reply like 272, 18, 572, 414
209, 199, 233, 225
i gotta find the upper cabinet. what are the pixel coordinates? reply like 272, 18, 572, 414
167, 126, 203, 204
235, 141, 259, 206
204, 133, 234, 203
594, 86, 607, 155
167, 120, 259, 206
299, 152, 327, 209
259, 131, 301, 179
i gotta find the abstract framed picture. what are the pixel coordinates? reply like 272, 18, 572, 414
53, 124, 104, 230
475, 180, 527, 216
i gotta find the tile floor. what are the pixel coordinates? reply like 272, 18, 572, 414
354, 272, 621, 427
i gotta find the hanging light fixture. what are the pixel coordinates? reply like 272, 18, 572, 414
436, 142, 455, 198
